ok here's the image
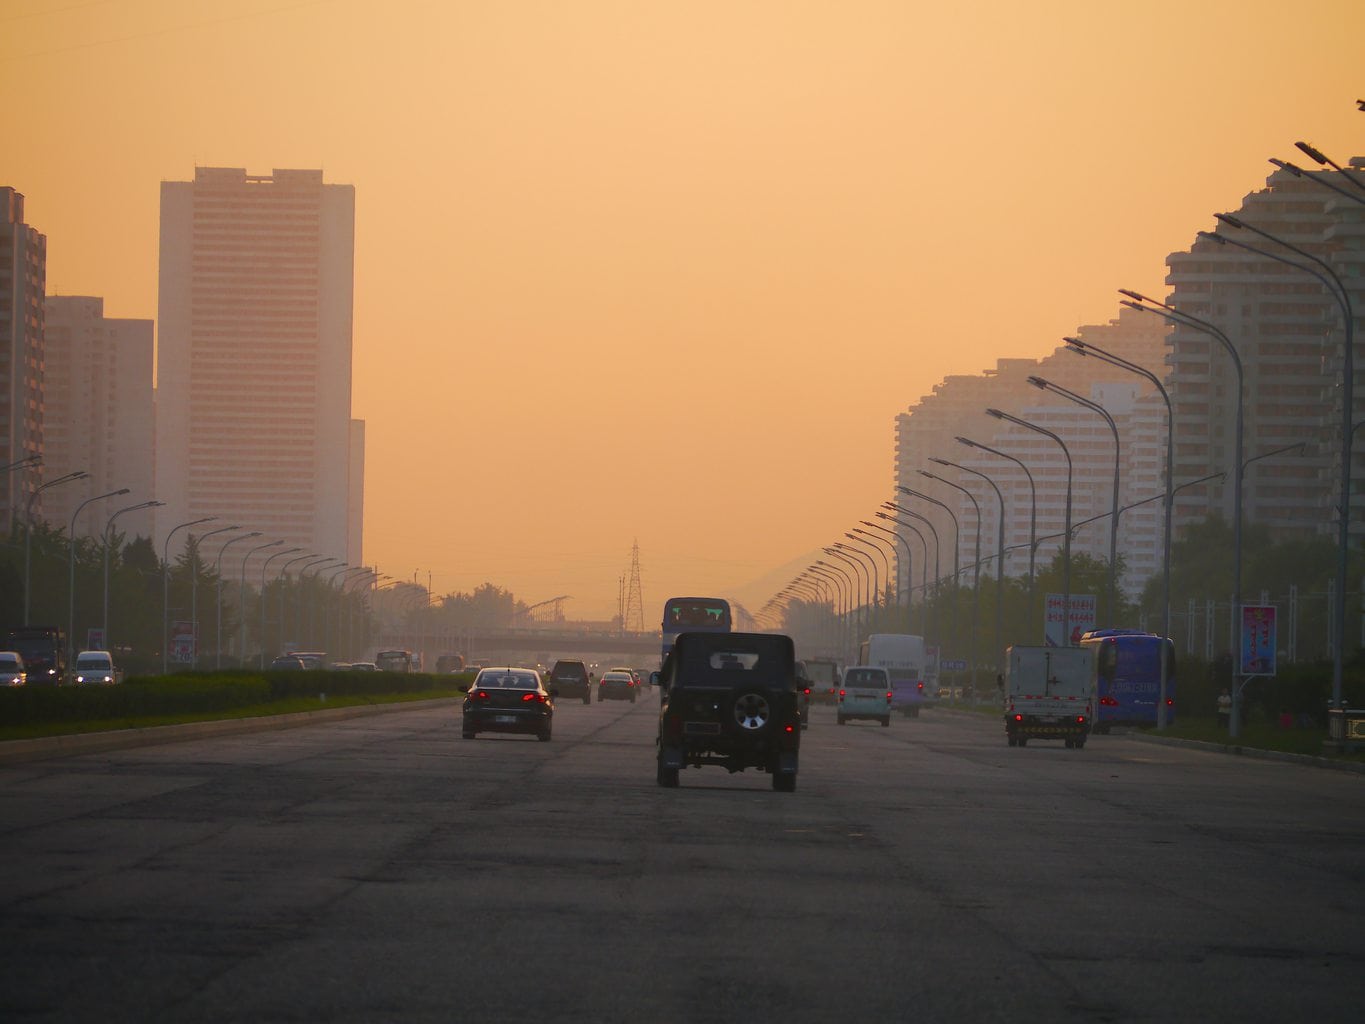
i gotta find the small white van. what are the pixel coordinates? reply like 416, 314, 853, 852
837, 666, 893, 727
73, 650, 118, 685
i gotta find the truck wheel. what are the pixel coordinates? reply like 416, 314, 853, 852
881, 717, 890, 727
1017, 737, 1028, 747
582, 692, 591, 705
463, 729, 477, 740
1075, 738, 1086, 749
1007, 735, 1017, 747
773, 771, 796, 792
837, 714, 847, 726
1065, 738, 1075, 749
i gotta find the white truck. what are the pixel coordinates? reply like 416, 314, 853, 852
1003, 645, 1095, 748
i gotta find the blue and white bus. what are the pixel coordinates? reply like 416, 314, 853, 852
661, 597, 732, 663
1078, 629, 1176, 732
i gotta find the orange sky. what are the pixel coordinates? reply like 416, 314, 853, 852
3, 0, 1362, 620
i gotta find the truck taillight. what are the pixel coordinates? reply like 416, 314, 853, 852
1076, 715, 1086, 723
886, 691, 893, 703
1013, 714, 1023, 722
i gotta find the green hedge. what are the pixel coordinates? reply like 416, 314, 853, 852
0, 670, 471, 726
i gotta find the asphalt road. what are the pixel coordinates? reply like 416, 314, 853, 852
2, 695, 1363, 1023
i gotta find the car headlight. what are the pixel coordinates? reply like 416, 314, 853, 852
76, 674, 87, 684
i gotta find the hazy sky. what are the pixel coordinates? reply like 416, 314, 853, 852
3, 0, 1362, 620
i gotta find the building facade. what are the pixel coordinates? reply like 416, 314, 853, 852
156, 167, 363, 569
43, 296, 156, 538
893, 307, 1170, 618
1, 187, 46, 534
1165, 164, 1365, 547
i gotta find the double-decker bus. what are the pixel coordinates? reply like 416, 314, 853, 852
660, 597, 732, 662
1078, 629, 1176, 732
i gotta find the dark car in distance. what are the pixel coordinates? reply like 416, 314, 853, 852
598, 669, 637, 702
655, 631, 801, 791
547, 660, 592, 704
462, 668, 556, 741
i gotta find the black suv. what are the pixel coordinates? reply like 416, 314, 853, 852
548, 660, 592, 704
655, 631, 801, 792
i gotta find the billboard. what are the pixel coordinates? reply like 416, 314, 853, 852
1044, 593, 1096, 647
1240, 605, 1277, 676
170, 621, 196, 664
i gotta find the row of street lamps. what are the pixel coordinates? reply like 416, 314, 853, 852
5, 462, 371, 673
762, 120, 1360, 736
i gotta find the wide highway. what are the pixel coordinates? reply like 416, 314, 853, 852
2, 696, 1362, 1022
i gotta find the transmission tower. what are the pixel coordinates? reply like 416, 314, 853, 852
624, 539, 645, 633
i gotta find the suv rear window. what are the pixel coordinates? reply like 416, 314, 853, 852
674, 634, 793, 689
551, 662, 587, 680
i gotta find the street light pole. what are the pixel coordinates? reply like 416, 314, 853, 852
1065, 331, 1176, 727
191, 525, 239, 669
1120, 289, 1245, 731
278, 552, 318, 651
922, 467, 983, 695
239, 540, 283, 664
836, 541, 880, 614
861, 520, 925, 636
103, 500, 162, 654
67, 488, 127, 672
1199, 214, 1355, 715
932, 458, 1005, 682
957, 435, 1038, 639
162, 516, 216, 674
825, 548, 868, 643
880, 504, 942, 651
899, 486, 962, 670
216, 532, 261, 669
816, 558, 857, 662
259, 547, 303, 667
297, 557, 339, 649
987, 408, 1074, 645
848, 531, 895, 606
1028, 375, 1122, 626
809, 564, 849, 660
24, 470, 88, 625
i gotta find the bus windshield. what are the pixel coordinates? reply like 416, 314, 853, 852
660, 597, 732, 662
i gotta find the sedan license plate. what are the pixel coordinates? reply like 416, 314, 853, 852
1039, 716, 1058, 724
495, 715, 518, 724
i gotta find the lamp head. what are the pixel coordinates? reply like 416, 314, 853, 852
986, 408, 1005, 420
1026, 375, 1049, 390
1294, 140, 1328, 165
1064, 338, 1087, 356
1214, 212, 1246, 230
928, 456, 951, 467
1269, 157, 1302, 177
1197, 230, 1228, 246
955, 435, 979, 449
1117, 288, 1150, 303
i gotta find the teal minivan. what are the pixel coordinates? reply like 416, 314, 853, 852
837, 666, 892, 727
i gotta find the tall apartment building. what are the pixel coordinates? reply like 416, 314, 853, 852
1, 187, 45, 534
43, 296, 155, 538
894, 307, 1169, 611
1165, 163, 1365, 547
156, 167, 364, 569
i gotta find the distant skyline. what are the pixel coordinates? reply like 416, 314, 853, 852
3, 0, 1362, 619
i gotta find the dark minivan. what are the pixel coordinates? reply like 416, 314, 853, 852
548, 660, 592, 704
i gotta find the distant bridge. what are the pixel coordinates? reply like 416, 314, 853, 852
375, 628, 664, 659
